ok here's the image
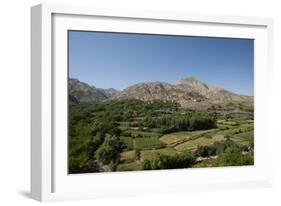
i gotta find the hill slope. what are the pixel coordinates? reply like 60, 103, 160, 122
112, 77, 253, 109
175, 77, 252, 103
69, 77, 253, 110
68, 78, 108, 104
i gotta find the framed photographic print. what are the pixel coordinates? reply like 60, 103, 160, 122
31, 3, 274, 201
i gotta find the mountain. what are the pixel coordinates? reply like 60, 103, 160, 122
97, 88, 120, 98
175, 77, 253, 103
69, 95, 79, 104
112, 81, 209, 109
68, 78, 108, 104
69, 77, 253, 110
112, 77, 253, 110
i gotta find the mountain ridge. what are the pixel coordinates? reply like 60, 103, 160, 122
69, 77, 253, 110
69, 78, 108, 104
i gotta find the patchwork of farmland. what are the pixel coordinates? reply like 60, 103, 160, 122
69, 100, 254, 173
122, 119, 252, 170
116, 119, 253, 171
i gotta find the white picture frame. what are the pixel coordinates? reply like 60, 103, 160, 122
31, 3, 274, 202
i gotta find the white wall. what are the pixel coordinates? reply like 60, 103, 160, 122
0, 0, 280, 205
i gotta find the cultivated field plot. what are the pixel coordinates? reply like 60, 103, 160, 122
141, 148, 179, 161
160, 132, 192, 145
159, 119, 253, 153
134, 137, 165, 150
117, 162, 141, 171
232, 131, 254, 146
120, 136, 134, 149
120, 150, 135, 163
174, 134, 225, 151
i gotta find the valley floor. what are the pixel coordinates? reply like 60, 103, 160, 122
116, 119, 254, 171
68, 100, 254, 173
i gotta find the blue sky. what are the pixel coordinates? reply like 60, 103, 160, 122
69, 31, 254, 95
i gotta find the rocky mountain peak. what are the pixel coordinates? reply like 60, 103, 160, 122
176, 76, 209, 89
69, 76, 253, 109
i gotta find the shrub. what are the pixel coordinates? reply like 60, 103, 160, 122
196, 145, 216, 157
134, 149, 141, 160
141, 151, 196, 170
213, 139, 239, 155
216, 148, 254, 166
141, 159, 152, 170
86, 132, 105, 158
95, 136, 124, 165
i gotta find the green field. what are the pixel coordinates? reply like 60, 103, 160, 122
174, 134, 225, 151
134, 137, 165, 150
141, 148, 179, 161
117, 162, 141, 171
120, 136, 134, 149
160, 132, 192, 144
232, 131, 253, 146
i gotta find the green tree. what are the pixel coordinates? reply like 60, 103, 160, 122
95, 136, 124, 165
196, 145, 216, 157
86, 132, 105, 159
141, 151, 196, 170
134, 149, 141, 161
141, 159, 151, 170
216, 148, 254, 166
109, 127, 122, 137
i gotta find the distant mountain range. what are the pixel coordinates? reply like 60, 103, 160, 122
69, 77, 253, 110
68, 78, 119, 104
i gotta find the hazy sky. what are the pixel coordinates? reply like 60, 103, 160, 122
69, 31, 254, 95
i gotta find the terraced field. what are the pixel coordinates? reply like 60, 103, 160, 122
120, 136, 134, 149
174, 134, 225, 151
140, 148, 179, 161
232, 131, 254, 146
134, 137, 165, 150
120, 150, 135, 163
117, 162, 141, 171
116, 119, 253, 171
160, 132, 192, 145
159, 119, 253, 152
